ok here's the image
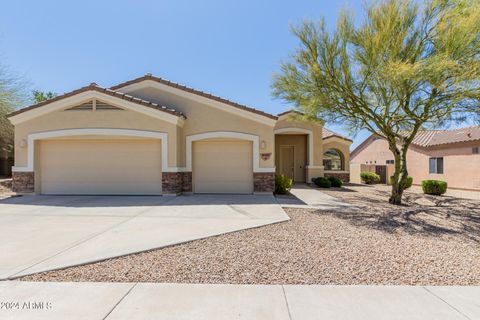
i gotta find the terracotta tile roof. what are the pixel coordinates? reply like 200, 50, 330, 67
110, 74, 278, 120
352, 126, 480, 157
411, 130, 438, 147
322, 127, 353, 142
277, 110, 303, 117
412, 126, 480, 147
8, 83, 186, 118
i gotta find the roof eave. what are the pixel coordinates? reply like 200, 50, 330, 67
8, 85, 185, 126
323, 135, 353, 143
111, 74, 278, 121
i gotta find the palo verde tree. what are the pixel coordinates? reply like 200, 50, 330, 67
0, 65, 27, 158
272, 0, 480, 204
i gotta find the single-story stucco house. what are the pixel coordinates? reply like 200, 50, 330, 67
350, 127, 480, 191
8, 74, 352, 195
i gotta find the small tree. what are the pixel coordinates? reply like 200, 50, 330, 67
273, 0, 480, 204
32, 90, 56, 103
0, 65, 27, 158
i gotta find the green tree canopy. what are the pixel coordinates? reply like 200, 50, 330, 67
32, 90, 56, 103
273, 0, 480, 204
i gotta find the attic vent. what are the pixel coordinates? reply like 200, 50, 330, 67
95, 101, 123, 110
65, 100, 123, 111
66, 102, 93, 111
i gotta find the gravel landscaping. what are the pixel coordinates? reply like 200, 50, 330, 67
21, 184, 480, 285
0, 178, 13, 198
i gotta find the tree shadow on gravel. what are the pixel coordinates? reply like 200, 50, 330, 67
320, 188, 480, 243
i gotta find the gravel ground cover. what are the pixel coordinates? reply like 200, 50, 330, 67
0, 178, 13, 198
21, 184, 480, 285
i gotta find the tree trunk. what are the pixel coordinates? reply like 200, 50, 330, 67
389, 183, 404, 205
387, 142, 409, 205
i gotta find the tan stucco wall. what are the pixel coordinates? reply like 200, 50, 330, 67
14, 109, 178, 167
275, 135, 307, 182
274, 116, 323, 167
121, 86, 275, 168
349, 163, 362, 183
350, 137, 480, 190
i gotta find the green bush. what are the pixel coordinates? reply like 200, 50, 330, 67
360, 172, 380, 184
421, 180, 447, 195
327, 176, 343, 188
314, 177, 332, 188
389, 175, 413, 189
275, 174, 293, 194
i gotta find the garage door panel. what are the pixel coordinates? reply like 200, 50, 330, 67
39, 140, 162, 195
193, 140, 253, 194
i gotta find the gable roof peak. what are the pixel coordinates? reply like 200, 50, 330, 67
322, 127, 352, 142
8, 83, 186, 119
111, 74, 278, 120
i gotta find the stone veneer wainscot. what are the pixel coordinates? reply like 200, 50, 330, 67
253, 172, 275, 193
12, 171, 35, 193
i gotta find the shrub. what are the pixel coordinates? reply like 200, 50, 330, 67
389, 175, 413, 189
314, 177, 332, 188
360, 172, 380, 184
421, 180, 447, 195
327, 176, 343, 188
275, 174, 293, 194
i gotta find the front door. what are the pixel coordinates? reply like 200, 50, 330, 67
279, 146, 295, 180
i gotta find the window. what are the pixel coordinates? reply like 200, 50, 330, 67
429, 157, 444, 174
473, 147, 479, 154
323, 149, 344, 171
386, 160, 394, 164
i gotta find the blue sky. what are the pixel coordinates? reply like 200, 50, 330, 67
0, 0, 369, 149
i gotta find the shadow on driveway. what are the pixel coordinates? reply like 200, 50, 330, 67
0, 194, 281, 208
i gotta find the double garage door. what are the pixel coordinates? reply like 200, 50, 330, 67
38, 139, 253, 195
39, 139, 163, 195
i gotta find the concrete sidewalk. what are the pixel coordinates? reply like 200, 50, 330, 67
0, 281, 478, 320
277, 184, 355, 210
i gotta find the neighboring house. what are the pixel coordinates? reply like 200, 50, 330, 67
350, 127, 480, 191
8, 74, 351, 195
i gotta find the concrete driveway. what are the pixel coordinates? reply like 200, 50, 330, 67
0, 194, 288, 279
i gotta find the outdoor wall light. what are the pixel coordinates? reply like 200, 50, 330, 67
19, 139, 27, 148
260, 140, 267, 149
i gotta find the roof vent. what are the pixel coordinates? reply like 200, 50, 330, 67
89, 82, 98, 86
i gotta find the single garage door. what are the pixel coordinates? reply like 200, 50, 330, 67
39, 139, 162, 195
193, 140, 253, 194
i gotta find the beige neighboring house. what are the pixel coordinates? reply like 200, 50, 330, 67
8, 74, 351, 195
350, 127, 480, 191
